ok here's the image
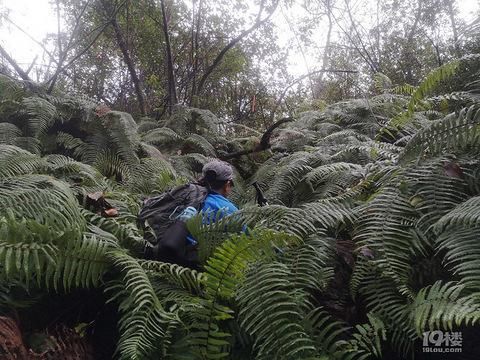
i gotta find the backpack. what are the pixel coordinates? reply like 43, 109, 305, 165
138, 183, 208, 267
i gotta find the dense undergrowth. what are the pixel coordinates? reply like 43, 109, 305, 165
2, 55, 480, 359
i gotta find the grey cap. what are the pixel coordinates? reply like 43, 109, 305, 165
202, 160, 234, 181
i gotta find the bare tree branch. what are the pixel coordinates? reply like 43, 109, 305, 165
269, 69, 358, 121
0, 44, 37, 90
45, 0, 127, 88
2, 16, 58, 64
25, 55, 38, 76
195, 0, 280, 96
47, 0, 92, 92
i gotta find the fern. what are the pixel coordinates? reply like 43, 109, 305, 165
282, 236, 335, 292
336, 313, 386, 360
106, 250, 180, 360
400, 105, 480, 164
436, 226, 480, 292
354, 186, 419, 288
0, 145, 46, 179
188, 230, 299, 359
389, 59, 460, 128
434, 195, 480, 232
0, 174, 85, 231
22, 96, 59, 137
236, 262, 318, 359
411, 281, 480, 335
0, 211, 115, 290
184, 133, 218, 157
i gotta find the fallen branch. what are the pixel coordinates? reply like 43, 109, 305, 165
220, 117, 293, 160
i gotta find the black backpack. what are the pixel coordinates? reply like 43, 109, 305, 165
138, 183, 208, 268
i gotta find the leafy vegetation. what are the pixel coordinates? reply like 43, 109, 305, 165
2, 49, 480, 359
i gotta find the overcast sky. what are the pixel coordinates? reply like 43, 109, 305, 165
1, 0, 479, 79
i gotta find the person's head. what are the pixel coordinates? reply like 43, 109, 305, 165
201, 160, 235, 196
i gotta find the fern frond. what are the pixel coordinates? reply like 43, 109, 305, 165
336, 313, 386, 360
236, 262, 318, 359
139, 260, 205, 295
0, 174, 85, 232
82, 209, 144, 254
142, 127, 181, 147
436, 226, 480, 292
22, 96, 58, 137
407, 160, 469, 234
282, 236, 335, 291
93, 150, 132, 180
374, 72, 393, 93
411, 281, 480, 335
354, 186, 419, 287
188, 230, 299, 359
0, 122, 22, 143
305, 307, 346, 355
0, 74, 25, 101
389, 59, 460, 128
124, 158, 179, 195
434, 196, 480, 233
99, 111, 140, 166
265, 156, 313, 205
51, 227, 116, 291
400, 106, 480, 164
0, 145, 46, 179
0, 213, 58, 288
303, 162, 364, 198
184, 133, 217, 157
188, 211, 244, 263
358, 271, 416, 355
106, 250, 180, 360
0, 213, 114, 290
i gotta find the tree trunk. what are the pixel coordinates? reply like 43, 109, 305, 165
189, 0, 203, 106
445, 0, 461, 57
319, 0, 333, 84
101, 0, 145, 115
160, 0, 178, 115
404, 0, 422, 83
110, 16, 146, 115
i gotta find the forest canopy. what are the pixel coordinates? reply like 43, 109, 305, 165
1, 0, 480, 359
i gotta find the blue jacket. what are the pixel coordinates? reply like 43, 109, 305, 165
187, 192, 239, 245
202, 192, 239, 222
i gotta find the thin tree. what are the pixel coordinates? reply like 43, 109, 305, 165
160, 0, 178, 115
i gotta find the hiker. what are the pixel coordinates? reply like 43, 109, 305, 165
183, 160, 239, 251
197, 159, 238, 222
140, 159, 240, 268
